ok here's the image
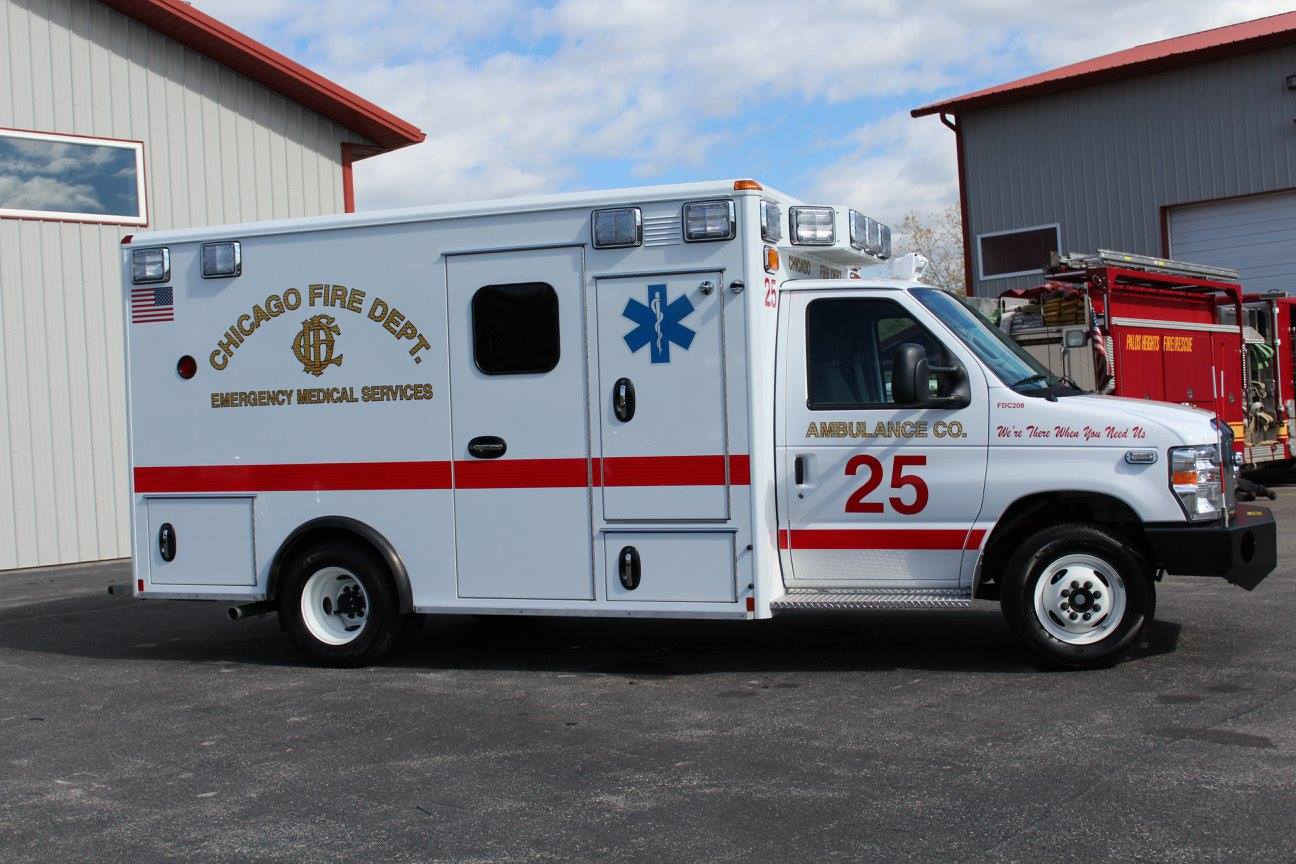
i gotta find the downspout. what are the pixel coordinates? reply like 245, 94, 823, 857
940, 112, 975, 297
341, 143, 356, 214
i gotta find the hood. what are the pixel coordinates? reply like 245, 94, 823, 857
1069, 395, 1217, 440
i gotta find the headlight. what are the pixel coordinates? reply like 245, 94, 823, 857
1169, 444, 1224, 521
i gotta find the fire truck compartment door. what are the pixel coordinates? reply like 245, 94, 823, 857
595, 272, 729, 521
446, 247, 594, 601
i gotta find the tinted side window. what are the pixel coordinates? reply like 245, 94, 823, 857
806, 298, 949, 408
472, 283, 560, 374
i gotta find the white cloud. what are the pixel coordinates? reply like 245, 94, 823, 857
196, 0, 1291, 213
805, 112, 958, 227
0, 175, 102, 212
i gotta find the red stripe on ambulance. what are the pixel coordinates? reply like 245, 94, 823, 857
133, 461, 453, 492
780, 528, 986, 551
133, 455, 751, 493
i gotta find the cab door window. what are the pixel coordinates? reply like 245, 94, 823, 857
806, 298, 950, 409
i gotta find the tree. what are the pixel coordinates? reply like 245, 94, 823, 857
894, 204, 965, 294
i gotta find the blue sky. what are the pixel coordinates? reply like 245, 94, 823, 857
201, 0, 1285, 227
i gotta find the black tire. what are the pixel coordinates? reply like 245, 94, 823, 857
1000, 522, 1155, 669
278, 539, 404, 667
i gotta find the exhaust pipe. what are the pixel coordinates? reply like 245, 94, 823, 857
228, 600, 276, 621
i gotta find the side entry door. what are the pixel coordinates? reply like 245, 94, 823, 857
446, 247, 593, 600
594, 271, 729, 521
781, 291, 989, 587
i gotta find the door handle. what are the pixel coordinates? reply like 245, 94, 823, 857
467, 436, 507, 459
794, 455, 806, 485
613, 377, 636, 422
618, 545, 641, 590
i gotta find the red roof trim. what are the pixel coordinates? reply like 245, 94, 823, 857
98, 0, 424, 154
913, 11, 1296, 117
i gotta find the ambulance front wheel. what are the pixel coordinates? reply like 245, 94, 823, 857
278, 538, 406, 666
1000, 522, 1155, 669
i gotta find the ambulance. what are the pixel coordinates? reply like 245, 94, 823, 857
118, 180, 1277, 669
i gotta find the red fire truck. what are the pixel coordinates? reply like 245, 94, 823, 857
998, 250, 1250, 460
1218, 290, 1296, 470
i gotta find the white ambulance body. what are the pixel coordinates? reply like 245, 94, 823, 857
120, 180, 1275, 668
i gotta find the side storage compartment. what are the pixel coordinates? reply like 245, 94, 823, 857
605, 532, 736, 603
145, 497, 255, 586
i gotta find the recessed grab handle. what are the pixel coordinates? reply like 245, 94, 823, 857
618, 546, 641, 590
467, 436, 507, 459
613, 377, 636, 422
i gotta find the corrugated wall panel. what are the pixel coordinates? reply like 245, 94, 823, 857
962, 42, 1296, 297
0, 0, 374, 569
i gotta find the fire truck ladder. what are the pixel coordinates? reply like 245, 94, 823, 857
1050, 249, 1240, 282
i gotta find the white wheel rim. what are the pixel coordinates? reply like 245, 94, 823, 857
300, 566, 369, 646
1032, 553, 1127, 645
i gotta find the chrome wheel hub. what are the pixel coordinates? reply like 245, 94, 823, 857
1033, 553, 1126, 645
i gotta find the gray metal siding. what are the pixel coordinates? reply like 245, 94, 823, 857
0, 0, 371, 569
962, 42, 1296, 297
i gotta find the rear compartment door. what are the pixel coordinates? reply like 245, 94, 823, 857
446, 247, 593, 600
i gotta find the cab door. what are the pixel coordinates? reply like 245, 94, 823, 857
779, 291, 989, 587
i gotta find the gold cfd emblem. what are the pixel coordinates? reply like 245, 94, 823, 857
292, 314, 344, 376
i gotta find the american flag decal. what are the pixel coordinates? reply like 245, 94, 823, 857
131, 286, 174, 323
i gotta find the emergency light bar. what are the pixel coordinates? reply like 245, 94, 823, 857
683, 200, 736, 242
760, 199, 782, 243
592, 207, 642, 249
131, 247, 170, 284
848, 211, 892, 259
789, 206, 835, 245
200, 241, 241, 278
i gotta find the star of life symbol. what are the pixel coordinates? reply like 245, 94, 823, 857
622, 283, 695, 364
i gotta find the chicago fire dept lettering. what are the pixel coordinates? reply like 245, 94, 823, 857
208, 283, 433, 372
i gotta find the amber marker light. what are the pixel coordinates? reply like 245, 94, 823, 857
764, 246, 780, 274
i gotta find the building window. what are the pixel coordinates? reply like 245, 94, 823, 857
806, 298, 951, 408
977, 224, 1060, 280
472, 283, 560, 374
0, 128, 146, 225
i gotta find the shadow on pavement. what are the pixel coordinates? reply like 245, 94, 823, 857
0, 589, 1180, 675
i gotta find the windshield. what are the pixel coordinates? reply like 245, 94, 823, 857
911, 287, 1078, 397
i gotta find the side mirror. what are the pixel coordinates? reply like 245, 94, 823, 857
891, 342, 970, 408
891, 343, 930, 406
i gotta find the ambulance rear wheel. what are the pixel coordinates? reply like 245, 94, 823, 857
278, 539, 403, 666
1000, 523, 1154, 669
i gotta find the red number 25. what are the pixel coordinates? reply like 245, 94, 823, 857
844, 454, 929, 515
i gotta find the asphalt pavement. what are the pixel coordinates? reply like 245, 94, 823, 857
2, 490, 1294, 863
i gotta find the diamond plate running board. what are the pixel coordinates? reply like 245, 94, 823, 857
770, 588, 972, 611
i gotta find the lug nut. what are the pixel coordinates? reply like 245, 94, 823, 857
1071, 580, 1080, 589
1092, 590, 1102, 600
1069, 612, 1079, 620
1061, 588, 1072, 597
1093, 604, 1101, 613
1083, 612, 1092, 621
1084, 581, 1093, 590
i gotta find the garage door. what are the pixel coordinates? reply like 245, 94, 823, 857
1169, 191, 1296, 294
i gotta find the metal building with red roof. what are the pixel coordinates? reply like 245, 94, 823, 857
0, 0, 424, 569
911, 13, 1296, 298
